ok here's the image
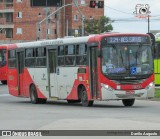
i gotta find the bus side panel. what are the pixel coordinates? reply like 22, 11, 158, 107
66, 76, 89, 100
66, 67, 91, 100
8, 68, 18, 96
67, 67, 91, 100
55, 67, 78, 99
154, 59, 158, 73
85, 66, 92, 100
34, 68, 49, 98
155, 74, 160, 85
157, 59, 160, 85
154, 59, 160, 85
23, 68, 47, 99
66, 80, 80, 100
23, 68, 33, 97
0, 66, 7, 81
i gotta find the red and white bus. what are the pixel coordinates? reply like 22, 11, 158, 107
0, 45, 7, 84
7, 33, 154, 106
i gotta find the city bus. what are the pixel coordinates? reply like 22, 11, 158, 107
0, 45, 7, 84
7, 33, 154, 107
154, 34, 160, 85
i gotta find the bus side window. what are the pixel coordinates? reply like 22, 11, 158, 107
36, 47, 46, 57
58, 46, 64, 66
25, 48, 35, 67
65, 45, 75, 66
25, 48, 34, 57
76, 44, 87, 65
0, 49, 6, 66
36, 47, 46, 67
8, 50, 16, 68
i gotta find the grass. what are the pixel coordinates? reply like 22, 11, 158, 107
155, 89, 160, 98
152, 89, 160, 101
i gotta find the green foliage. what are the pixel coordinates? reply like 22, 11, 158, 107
155, 89, 160, 98
85, 16, 113, 34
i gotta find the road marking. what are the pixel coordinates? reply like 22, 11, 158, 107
0, 94, 10, 97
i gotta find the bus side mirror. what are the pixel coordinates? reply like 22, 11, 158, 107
97, 49, 101, 57
147, 33, 155, 46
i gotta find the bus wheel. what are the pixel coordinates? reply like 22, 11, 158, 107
122, 99, 135, 107
39, 98, 47, 104
1, 81, 7, 85
30, 85, 39, 104
81, 87, 93, 107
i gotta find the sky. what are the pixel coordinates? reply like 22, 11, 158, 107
104, 0, 160, 33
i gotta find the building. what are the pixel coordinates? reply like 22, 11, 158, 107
0, 0, 104, 44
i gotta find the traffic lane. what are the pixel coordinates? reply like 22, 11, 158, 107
0, 92, 160, 130
0, 84, 8, 95
0, 84, 160, 139
38, 100, 160, 130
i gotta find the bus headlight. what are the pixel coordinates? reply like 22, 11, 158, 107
101, 83, 113, 91
146, 82, 154, 90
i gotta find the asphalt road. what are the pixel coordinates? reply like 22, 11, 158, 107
0, 83, 160, 138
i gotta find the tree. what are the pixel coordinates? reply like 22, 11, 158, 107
84, 16, 113, 34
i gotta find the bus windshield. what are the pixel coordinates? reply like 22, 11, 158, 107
0, 49, 6, 67
101, 44, 153, 79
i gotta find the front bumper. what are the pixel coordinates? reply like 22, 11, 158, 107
101, 83, 155, 100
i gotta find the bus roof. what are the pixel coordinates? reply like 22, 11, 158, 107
13, 35, 93, 49
3, 33, 150, 49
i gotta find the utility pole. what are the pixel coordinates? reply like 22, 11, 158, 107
66, 19, 68, 36
148, 15, 150, 33
36, 3, 73, 40
73, 0, 85, 36
36, 2, 85, 40
63, 0, 66, 36
45, 0, 48, 39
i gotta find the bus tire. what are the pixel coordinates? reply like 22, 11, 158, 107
30, 85, 39, 104
67, 100, 81, 104
1, 80, 7, 85
81, 87, 93, 107
122, 99, 135, 107
39, 98, 47, 104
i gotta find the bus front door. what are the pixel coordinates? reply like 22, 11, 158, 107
89, 47, 99, 99
48, 50, 58, 98
17, 51, 24, 96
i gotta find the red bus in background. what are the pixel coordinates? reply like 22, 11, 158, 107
7, 33, 155, 107
0, 45, 7, 84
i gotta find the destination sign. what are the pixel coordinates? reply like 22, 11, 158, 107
106, 36, 151, 44
41, 40, 63, 46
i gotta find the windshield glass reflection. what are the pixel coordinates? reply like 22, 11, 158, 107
101, 45, 153, 78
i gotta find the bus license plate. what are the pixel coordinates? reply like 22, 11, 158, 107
126, 90, 135, 94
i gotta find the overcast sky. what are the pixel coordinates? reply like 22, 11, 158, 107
104, 0, 160, 33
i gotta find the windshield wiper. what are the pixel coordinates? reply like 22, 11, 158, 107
120, 50, 124, 66
135, 44, 142, 65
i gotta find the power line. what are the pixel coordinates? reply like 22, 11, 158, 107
105, 5, 134, 15
111, 20, 160, 24
105, 5, 160, 18
112, 18, 160, 21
